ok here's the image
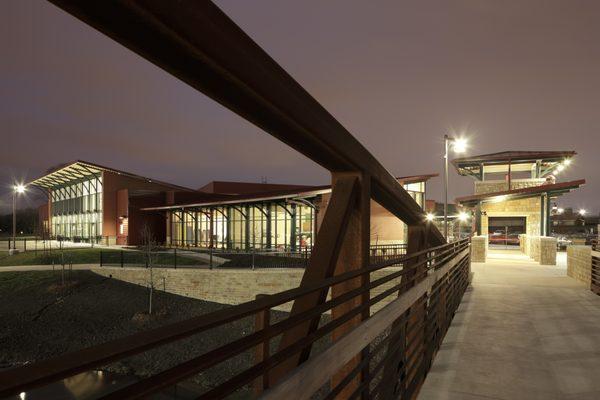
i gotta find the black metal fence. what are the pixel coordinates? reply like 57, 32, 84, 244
0, 236, 119, 252
369, 243, 408, 264
99, 249, 202, 269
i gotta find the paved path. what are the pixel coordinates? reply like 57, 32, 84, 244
419, 250, 600, 400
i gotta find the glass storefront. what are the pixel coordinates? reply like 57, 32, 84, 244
170, 202, 315, 251
169, 180, 425, 251
50, 174, 103, 240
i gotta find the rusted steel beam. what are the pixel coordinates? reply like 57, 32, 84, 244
46, 0, 444, 242
330, 172, 371, 398
270, 175, 358, 382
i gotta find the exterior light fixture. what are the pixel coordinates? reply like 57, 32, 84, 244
564, 158, 571, 166
426, 213, 435, 222
458, 211, 469, 222
579, 209, 586, 216
11, 183, 27, 253
444, 134, 471, 238
452, 138, 468, 153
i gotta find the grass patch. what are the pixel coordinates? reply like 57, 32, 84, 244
0, 248, 202, 267
0, 248, 116, 266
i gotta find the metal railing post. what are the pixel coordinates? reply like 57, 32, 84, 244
120, 250, 124, 268
100, 251, 103, 267
253, 294, 270, 395
174, 248, 177, 269
209, 247, 213, 269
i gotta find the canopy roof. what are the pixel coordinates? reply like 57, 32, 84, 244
456, 179, 585, 206
29, 160, 194, 191
452, 151, 576, 179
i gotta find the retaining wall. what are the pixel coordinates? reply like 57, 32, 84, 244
92, 266, 408, 313
519, 235, 557, 265
567, 245, 592, 285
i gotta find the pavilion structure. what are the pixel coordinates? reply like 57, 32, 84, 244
453, 151, 585, 246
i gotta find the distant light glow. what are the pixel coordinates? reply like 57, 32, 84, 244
426, 213, 435, 222
557, 208, 564, 214
557, 164, 565, 172
20, 392, 26, 400
14, 184, 26, 193
564, 158, 571, 166
553, 169, 560, 175
579, 209, 587, 215
452, 138, 468, 153
458, 211, 469, 222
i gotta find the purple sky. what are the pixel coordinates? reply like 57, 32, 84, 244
1, 0, 599, 214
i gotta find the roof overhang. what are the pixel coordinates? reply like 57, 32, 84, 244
142, 187, 332, 211
456, 179, 585, 207
452, 151, 576, 180
28, 160, 195, 191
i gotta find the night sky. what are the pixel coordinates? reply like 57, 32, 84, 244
1, 0, 599, 214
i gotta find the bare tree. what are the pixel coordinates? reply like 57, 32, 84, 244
140, 223, 158, 315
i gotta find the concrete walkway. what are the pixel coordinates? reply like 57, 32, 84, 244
420, 249, 600, 400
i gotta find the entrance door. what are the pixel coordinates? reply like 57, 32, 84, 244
488, 217, 526, 249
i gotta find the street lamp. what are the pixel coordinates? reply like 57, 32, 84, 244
12, 184, 26, 252
579, 209, 586, 216
444, 135, 468, 239
426, 213, 435, 222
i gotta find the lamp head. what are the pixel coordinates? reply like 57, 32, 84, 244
14, 184, 26, 194
452, 138, 468, 153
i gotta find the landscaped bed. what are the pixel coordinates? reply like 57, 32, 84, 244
0, 270, 291, 397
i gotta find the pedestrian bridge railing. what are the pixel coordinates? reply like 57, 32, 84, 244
0, 238, 470, 399
592, 250, 600, 296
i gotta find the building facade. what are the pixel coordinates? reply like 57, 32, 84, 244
32, 161, 195, 245
144, 175, 435, 250
453, 151, 585, 246
32, 161, 435, 248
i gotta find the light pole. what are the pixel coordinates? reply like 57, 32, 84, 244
443, 135, 467, 239
12, 184, 26, 252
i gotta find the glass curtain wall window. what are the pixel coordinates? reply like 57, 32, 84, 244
50, 175, 102, 241
169, 199, 316, 251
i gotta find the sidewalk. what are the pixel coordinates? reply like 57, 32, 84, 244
419, 251, 600, 400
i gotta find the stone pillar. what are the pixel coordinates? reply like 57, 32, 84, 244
471, 235, 488, 262
539, 237, 557, 265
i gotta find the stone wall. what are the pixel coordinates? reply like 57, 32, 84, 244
471, 236, 488, 262
474, 179, 545, 195
520, 234, 557, 265
481, 196, 542, 238
92, 266, 407, 313
567, 245, 592, 285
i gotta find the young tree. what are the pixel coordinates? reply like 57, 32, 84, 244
140, 223, 158, 315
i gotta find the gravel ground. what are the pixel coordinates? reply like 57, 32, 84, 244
0, 270, 291, 396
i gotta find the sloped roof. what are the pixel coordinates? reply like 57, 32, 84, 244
198, 180, 318, 195
452, 151, 576, 167
29, 160, 195, 191
144, 174, 438, 211
456, 179, 585, 206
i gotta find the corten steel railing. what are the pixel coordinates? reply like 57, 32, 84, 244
591, 252, 600, 296
0, 238, 470, 399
